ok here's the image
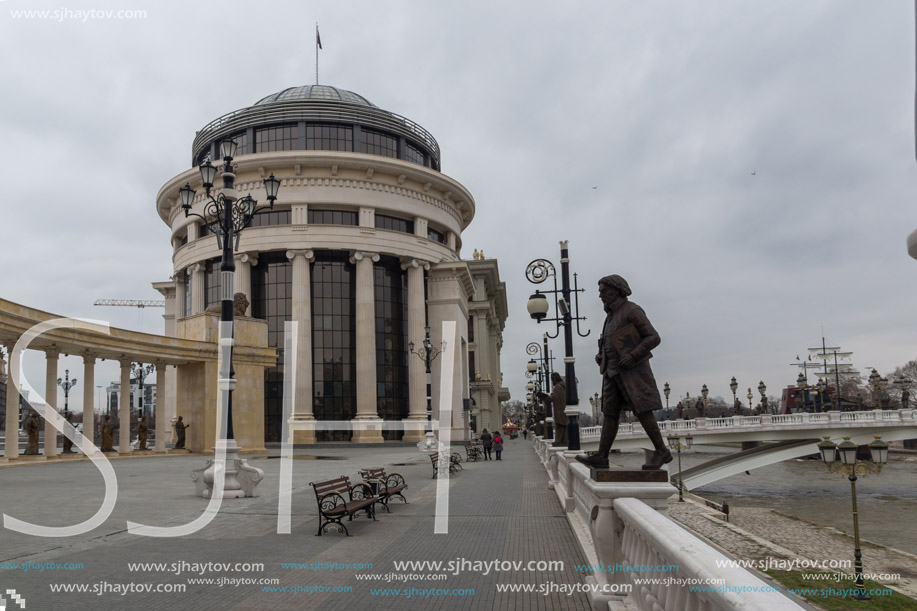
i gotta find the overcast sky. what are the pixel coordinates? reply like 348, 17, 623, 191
1, 0, 916, 414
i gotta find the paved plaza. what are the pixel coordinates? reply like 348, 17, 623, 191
0, 438, 590, 610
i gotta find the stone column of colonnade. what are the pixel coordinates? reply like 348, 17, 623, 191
234, 252, 257, 316
155, 363, 167, 452
119, 360, 132, 455
81, 354, 95, 446
350, 251, 383, 443
402, 259, 430, 443
191, 263, 205, 315
286, 249, 316, 443
175, 273, 186, 318
4, 342, 19, 459
44, 350, 59, 458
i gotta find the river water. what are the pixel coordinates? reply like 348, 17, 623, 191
612, 447, 917, 555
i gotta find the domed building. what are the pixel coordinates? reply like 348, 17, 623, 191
153, 85, 509, 445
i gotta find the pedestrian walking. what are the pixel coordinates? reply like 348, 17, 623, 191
481, 428, 493, 460
493, 432, 504, 460
523, 429, 528, 440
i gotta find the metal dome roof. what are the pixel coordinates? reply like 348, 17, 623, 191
254, 85, 376, 107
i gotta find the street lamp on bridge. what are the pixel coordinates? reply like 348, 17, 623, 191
729, 377, 738, 413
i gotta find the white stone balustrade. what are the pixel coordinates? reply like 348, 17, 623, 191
615, 497, 803, 611
542, 447, 805, 610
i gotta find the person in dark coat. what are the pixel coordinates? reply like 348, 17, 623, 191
493, 432, 504, 460
480, 428, 493, 460
575, 274, 672, 470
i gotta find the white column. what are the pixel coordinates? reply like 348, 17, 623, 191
175, 273, 186, 318
81, 353, 95, 448
402, 259, 430, 442
350, 251, 383, 443
4, 342, 19, 460
155, 363, 166, 453
286, 249, 315, 443
191, 263, 205, 314
234, 252, 257, 316
44, 351, 59, 458
119, 360, 132, 455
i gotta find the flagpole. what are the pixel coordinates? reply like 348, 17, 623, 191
315, 22, 319, 85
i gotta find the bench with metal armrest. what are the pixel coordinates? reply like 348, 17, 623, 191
310, 475, 380, 536
358, 467, 408, 511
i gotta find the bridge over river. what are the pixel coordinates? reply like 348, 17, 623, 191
579, 409, 917, 490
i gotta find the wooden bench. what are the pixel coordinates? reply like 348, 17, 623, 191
309, 476, 379, 536
704, 499, 730, 522
358, 467, 408, 511
465, 445, 484, 462
430, 452, 456, 478
450, 452, 463, 471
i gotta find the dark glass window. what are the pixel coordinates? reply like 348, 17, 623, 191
427, 228, 446, 244
251, 253, 293, 443
307, 124, 353, 152
375, 214, 414, 234
361, 129, 398, 158
374, 257, 409, 440
198, 223, 211, 238
249, 210, 291, 228
308, 209, 357, 226
404, 142, 425, 166
312, 252, 356, 441
256, 124, 299, 153
469, 351, 476, 383
204, 258, 221, 309
468, 315, 474, 343
184, 275, 192, 317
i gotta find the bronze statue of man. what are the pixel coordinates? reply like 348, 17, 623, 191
62, 412, 75, 454
137, 416, 148, 451
24, 412, 40, 455
576, 275, 672, 470
174, 415, 189, 449
538, 372, 567, 447
100, 415, 116, 452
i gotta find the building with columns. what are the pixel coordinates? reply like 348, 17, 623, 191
154, 85, 509, 444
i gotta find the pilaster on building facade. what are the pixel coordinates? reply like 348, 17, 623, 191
466, 257, 511, 434
152, 84, 509, 445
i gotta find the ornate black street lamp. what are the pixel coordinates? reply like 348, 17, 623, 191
817, 435, 889, 600
179, 139, 280, 441
409, 325, 444, 450
667, 435, 693, 502
700, 384, 708, 416
757, 381, 767, 414
56, 369, 78, 417
130, 363, 154, 422
747, 387, 753, 415
526, 340, 552, 439
729, 377, 738, 413
525, 241, 590, 451
663, 382, 670, 415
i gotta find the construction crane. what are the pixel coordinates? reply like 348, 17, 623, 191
93, 299, 164, 308
93, 299, 165, 333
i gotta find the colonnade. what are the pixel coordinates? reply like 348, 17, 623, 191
3, 340, 171, 459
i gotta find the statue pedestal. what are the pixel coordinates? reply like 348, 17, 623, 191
582, 472, 675, 609
190, 440, 264, 499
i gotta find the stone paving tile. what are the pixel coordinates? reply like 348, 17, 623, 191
0, 440, 589, 610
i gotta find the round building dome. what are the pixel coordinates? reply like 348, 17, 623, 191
191, 84, 440, 170
253, 85, 376, 107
